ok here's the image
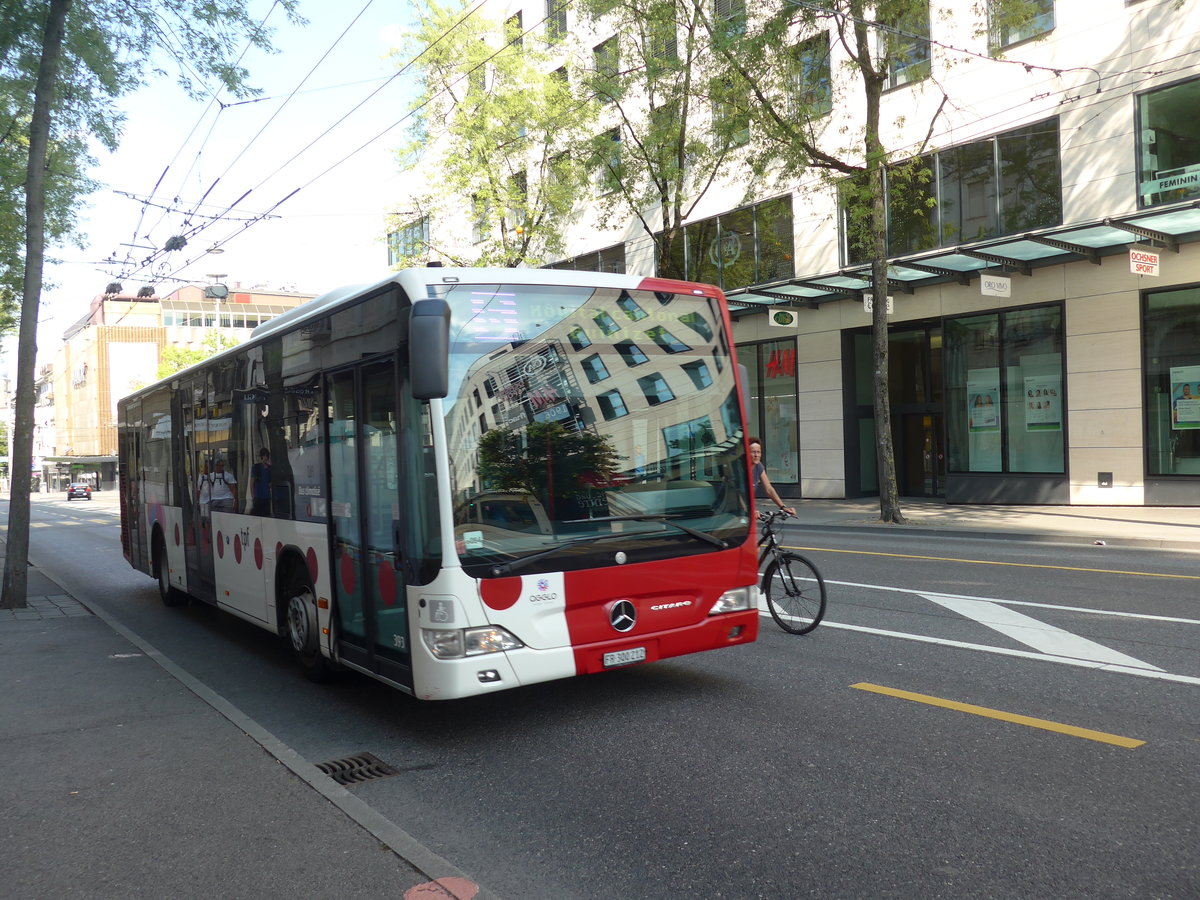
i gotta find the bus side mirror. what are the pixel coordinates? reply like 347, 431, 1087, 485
409, 299, 451, 399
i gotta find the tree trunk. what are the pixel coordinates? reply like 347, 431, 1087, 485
1, 0, 72, 609
861, 46, 906, 526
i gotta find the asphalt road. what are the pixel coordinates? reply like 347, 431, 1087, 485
18, 493, 1200, 899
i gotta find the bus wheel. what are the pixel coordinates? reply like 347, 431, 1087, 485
284, 569, 335, 683
154, 534, 187, 607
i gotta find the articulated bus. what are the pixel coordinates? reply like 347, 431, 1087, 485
117, 267, 760, 699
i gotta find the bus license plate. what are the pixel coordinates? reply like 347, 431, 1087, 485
603, 647, 646, 668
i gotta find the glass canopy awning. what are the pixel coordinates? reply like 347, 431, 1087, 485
726, 200, 1200, 315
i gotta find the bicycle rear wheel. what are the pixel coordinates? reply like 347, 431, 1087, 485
763, 552, 827, 634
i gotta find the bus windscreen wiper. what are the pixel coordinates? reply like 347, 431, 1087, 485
488, 533, 626, 577
562, 514, 727, 549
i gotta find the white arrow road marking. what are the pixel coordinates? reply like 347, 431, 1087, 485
921, 592, 1163, 671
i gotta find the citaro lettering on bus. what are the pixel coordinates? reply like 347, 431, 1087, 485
650, 600, 692, 611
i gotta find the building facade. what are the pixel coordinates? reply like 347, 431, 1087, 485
42, 284, 315, 491
389, 0, 1200, 506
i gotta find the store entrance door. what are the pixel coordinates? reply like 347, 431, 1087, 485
898, 412, 945, 497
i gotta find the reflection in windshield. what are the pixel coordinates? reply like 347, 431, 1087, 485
441, 283, 749, 574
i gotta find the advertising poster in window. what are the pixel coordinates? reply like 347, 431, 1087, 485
1171, 365, 1200, 430
1023, 374, 1062, 432
967, 368, 1000, 433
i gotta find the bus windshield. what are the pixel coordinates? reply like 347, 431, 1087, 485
441, 282, 749, 577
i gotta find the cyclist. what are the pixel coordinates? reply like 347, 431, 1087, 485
748, 437, 795, 516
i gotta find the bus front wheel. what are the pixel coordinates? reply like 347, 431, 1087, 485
283, 569, 336, 683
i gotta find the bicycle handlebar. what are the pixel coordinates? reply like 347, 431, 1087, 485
757, 509, 794, 523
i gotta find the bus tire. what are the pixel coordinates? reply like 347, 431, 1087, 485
154, 533, 187, 607
283, 567, 336, 683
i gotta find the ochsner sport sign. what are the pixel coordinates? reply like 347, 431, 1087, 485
1129, 246, 1160, 276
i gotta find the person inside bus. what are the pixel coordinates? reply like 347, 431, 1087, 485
208, 456, 238, 513
748, 437, 795, 516
250, 448, 272, 516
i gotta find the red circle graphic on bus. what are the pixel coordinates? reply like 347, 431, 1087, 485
306, 547, 319, 582
254, 538, 263, 570
378, 562, 396, 606
276, 541, 283, 560
234, 534, 243, 564
174, 523, 181, 546
340, 550, 356, 594
216, 531, 224, 558
480, 577, 521, 611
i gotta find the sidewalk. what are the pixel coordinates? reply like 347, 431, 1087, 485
784, 497, 1200, 551
0, 537, 486, 900
0, 498, 1194, 898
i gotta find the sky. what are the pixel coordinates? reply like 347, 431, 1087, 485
12, 0, 420, 370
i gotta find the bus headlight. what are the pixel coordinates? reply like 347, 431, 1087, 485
708, 586, 753, 615
422, 626, 524, 659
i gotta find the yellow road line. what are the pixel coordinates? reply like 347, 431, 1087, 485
787, 545, 1200, 580
851, 682, 1146, 749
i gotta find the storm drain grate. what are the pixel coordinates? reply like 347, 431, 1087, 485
315, 752, 401, 785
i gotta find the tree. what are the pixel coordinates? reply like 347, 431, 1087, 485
156, 331, 240, 379
391, 1, 595, 267
575, 0, 741, 277
0, 0, 298, 609
477, 422, 621, 515
702, 0, 1041, 525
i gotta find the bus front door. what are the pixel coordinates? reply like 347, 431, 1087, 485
326, 361, 413, 690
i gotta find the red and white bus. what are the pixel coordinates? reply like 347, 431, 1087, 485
117, 267, 759, 699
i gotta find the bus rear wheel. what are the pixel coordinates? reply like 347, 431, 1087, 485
283, 568, 336, 683
154, 534, 187, 607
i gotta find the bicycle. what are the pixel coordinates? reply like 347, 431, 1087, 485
757, 510, 827, 635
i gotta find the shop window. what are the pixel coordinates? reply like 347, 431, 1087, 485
789, 34, 832, 118
1143, 286, 1200, 475
646, 326, 690, 353
682, 360, 713, 389
617, 293, 647, 320
387, 216, 430, 266
756, 338, 799, 485
1138, 78, 1200, 207
593, 311, 620, 335
677, 311, 713, 342
843, 119, 1061, 265
546, 0, 567, 41
990, 0, 1054, 51
581, 353, 610, 383
597, 389, 628, 420
615, 340, 648, 366
713, 0, 746, 39
568, 326, 590, 350
637, 372, 675, 406
945, 305, 1064, 475
657, 195, 795, 289
884, 2, 930, 89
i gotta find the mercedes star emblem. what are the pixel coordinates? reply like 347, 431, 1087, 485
610, 600, 636, 633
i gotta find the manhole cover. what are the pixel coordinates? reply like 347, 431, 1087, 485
315, 752, 401, 785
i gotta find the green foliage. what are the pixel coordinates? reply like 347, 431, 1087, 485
155, 329, 240, 379
0, 0, 302, 336
477, 422, 621, 506
574, 0, 738, 277
392, 0, 594, 268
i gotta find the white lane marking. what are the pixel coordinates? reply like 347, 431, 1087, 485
920, 593, 1163, 671
824, 578, 1200, 626
773, 617, 1200, 687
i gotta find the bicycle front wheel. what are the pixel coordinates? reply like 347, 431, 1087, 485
763, 552, 827, 635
